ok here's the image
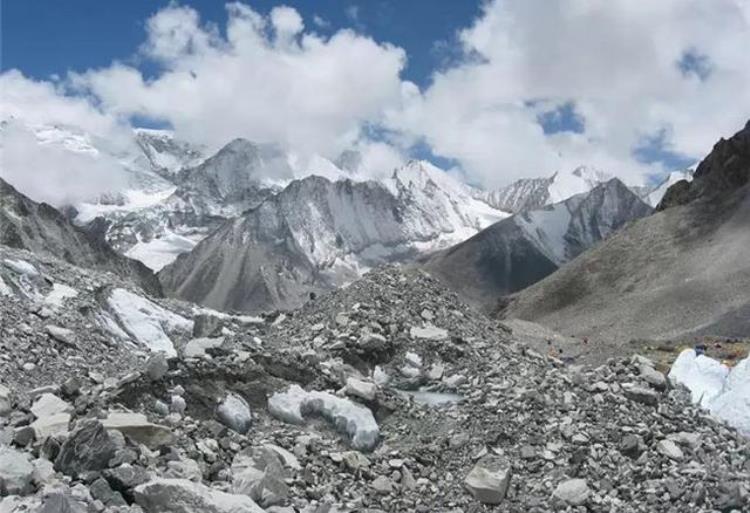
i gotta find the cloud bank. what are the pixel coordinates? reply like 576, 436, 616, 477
2, 0, 749, 195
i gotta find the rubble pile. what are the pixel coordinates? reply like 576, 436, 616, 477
1, 250, 748, 512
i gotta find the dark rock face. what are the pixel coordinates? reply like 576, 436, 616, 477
657, 120, 750, 210
54, 420, 118, 478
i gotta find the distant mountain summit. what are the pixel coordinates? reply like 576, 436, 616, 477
478, 165, 612, 213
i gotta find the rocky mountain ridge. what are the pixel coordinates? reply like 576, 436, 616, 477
0, 177, 161, 295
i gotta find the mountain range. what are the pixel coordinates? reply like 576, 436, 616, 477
1, 118, 696, 315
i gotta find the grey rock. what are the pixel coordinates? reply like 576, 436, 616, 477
31, 413, 71, 440
232, 446, 289, 507
54, 420, 118, 478
45, 325, 76, 347
135, 478, 265, 513
464, 455, 512, 505
35, 490, 88, 513
344, 377, 377, 402
0, 447, 34, 496
371, 476, 393, 494
0, 384, 11, 416
105, 463, 150, 496
145, 352, 169, 381
619, 434, 644, 458
622, 384, 659, 406
90, 477, 127, 506
30, 393, 72, 418
101, 412, 174, 448
639, 364, 666, 389
216, 393, 252, 434
552, 478, 591, 506
12, 426, 36, 447
656, 439, 684, 461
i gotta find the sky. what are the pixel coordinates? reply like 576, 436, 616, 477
2, 0, 750, 193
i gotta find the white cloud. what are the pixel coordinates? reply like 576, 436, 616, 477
0, 70, 123, 138
2, 0, 749, 193
72, 3, 406, 161
0, 121, 128, 206
390, 0, 750, 187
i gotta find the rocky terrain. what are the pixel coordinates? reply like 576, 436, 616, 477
423, 179, 652, 309
1, 241, 749, 512
501, 121, 750, 344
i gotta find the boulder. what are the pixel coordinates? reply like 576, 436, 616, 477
45, 325, 76, 347
102, 412, 174, 448
134, 478, 265, 513
30, 393, 72, 418
622, 384, 659, 406
0, 384, 11, 416
639, 364, 667, 389
105, 463, 150, 499
35, 491, 87, 513
371, 476, 394, 494
232, 446, 289, 507
552, 478, 591, 506
31, 413, 71, 440
216, 393, 252, 434
344, 377, 377, 402
145, 352, 169, 381
463, 455, 512, 504
656, 439, 684, 461
0, 447, 34, 496
54, 420, 118, 478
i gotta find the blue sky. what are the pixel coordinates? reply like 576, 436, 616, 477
2, 1, 748, 188
3, 0, 481, 89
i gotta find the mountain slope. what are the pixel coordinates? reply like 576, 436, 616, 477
159, 165, 509, 313
502, 120, 750, 343
423, 179, 652, 308
0, 177, 162, 295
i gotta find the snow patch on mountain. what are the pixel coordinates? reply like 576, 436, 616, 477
515, 203, 573, 264
125, 230, 201, 272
